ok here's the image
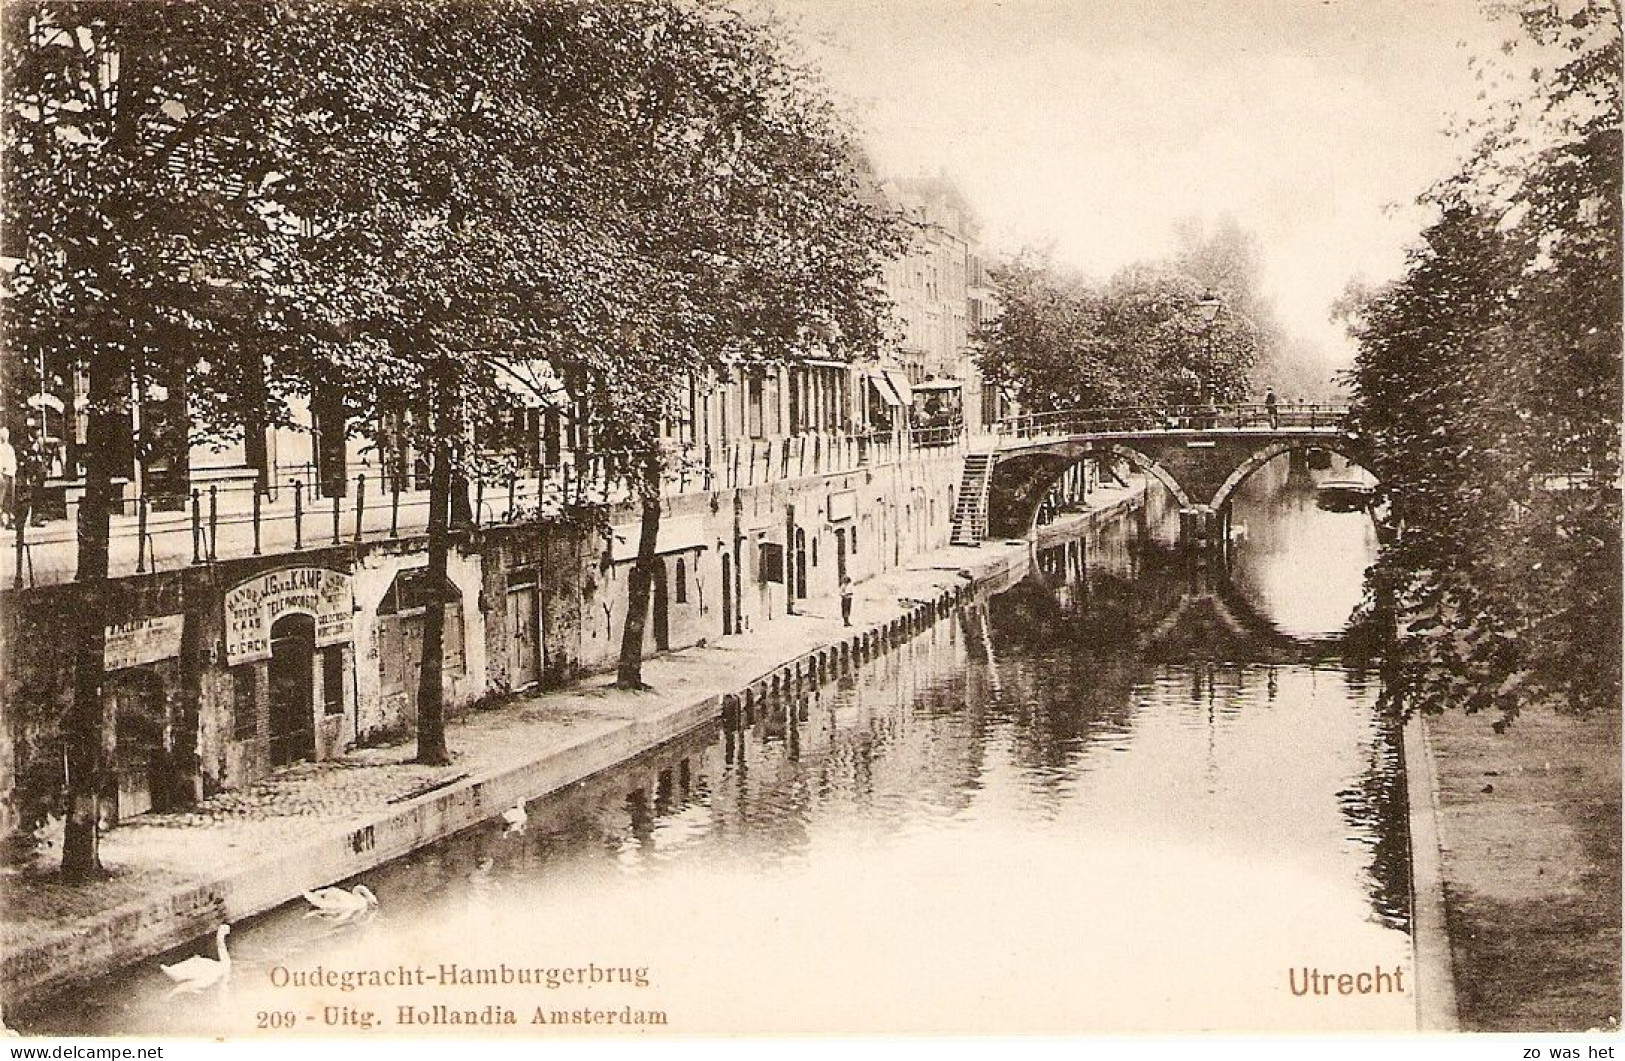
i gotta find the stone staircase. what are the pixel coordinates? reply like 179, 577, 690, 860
950, 453, 996, 546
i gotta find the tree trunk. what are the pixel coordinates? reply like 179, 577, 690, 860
616, 454, 663, 690
63, 350, 130, 881
414, 373, 454, 766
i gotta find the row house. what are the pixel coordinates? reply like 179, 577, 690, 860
0, 15, 983, 837
1, 346, 974, 837
878, 176, 1007, 437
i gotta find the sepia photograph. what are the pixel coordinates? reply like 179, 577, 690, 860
0, 0, 1618, 1044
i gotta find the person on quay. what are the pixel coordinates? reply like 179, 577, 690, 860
840, 575, 855, 627
0, 428, 14, 530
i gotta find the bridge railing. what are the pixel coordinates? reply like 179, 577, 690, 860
994, 403, 1350, 440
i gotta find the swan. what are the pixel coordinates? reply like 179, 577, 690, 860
501, 802, 527, 836
160, 925, 231, 997
302, 885, 379, 919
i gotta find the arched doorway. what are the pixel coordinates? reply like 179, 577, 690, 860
269, 613, 316, 768
793, 527, 808, 603
652, 558, 670, 652
733, 539, 744, 629
721, 552, 734, 635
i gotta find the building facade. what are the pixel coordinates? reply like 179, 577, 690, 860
0, 174, 999, 840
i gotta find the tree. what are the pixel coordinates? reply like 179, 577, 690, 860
268, 0, 903, 706
552, 3, 904, 690
1346, 0, 1621, 726
268, 0, 567, 764
1175, 213, 1345, 400
2, 1, 308, 879
4, 0, 904, 813
975, 256, 1260, 413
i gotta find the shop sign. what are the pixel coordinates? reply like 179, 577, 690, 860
103, 615, 185, 671
827, 490, 857, 523
224, 567, 353, 665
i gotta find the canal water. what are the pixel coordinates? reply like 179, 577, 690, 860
19, 454, 1411, 1036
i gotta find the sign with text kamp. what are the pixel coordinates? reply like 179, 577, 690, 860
224, 567, 354, 665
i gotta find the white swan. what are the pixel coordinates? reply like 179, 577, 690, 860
501, 802, 527, 836
302, 885, 379, 919
160, 925, 231, 997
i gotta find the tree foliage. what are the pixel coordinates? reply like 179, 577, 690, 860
974, 254, 1260, 413
2, 0, 902, 860
3, 0, 308, 878
1346, 0, 1621, 726
1175, 216, 1341, 400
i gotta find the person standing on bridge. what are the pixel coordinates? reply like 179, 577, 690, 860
1265, 387, 1279, 429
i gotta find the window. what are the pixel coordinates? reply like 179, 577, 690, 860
311, 381, 348, 498
378, 568, 466, 692
232, 665, 258, 739
445, 607, 466, 675
759, 541, 785, 584
321, 646, 345, 716
981, 383, 1001, 427
675, 559, 688, 604
852, 527, 859, 554
747, 371, 765, 438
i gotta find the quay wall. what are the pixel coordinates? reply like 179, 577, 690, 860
0, 448, 967, 839
0, 518, 1067, 1007
1, 482, 1150, 1008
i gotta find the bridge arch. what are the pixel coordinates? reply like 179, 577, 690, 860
1101, 443, 1195, 510
970, 405, 1360, 545
986, 442, 1193, 540
1208, 436, 1372, 513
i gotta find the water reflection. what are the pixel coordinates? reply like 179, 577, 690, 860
18, 457, 1412, 1036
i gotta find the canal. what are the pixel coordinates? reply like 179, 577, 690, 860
18, 453, 1411, 1036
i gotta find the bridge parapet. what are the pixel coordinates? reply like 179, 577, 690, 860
948, 404, 1365, 548
996, 403, 1349, 443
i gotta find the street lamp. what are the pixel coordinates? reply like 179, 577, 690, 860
1194, 290, 1222, 410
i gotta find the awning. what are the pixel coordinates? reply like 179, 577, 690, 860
493, 361, 571, 409
868, 373, 903, 408
883, 370, 914, 407
913, 379, 963, 392
608, 514, 710, 563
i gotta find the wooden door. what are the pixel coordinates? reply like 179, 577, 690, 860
113, 669, 164, 820
507, 585, 539, 688
269, 614, 316, 767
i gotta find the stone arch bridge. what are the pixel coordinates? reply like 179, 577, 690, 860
951, 404, 1367, 547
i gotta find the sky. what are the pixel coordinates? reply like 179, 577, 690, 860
760, 0, 1513, 376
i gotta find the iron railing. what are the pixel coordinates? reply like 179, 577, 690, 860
8, 424, 970, 589
995, 403, 1351, 440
